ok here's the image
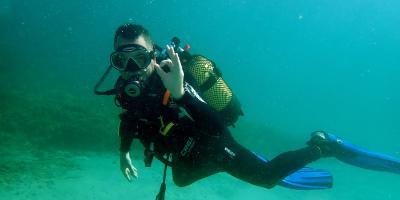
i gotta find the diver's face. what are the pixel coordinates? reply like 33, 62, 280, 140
114, 35, 155, 80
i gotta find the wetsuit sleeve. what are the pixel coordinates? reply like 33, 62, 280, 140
118, 112, 139, 153
175, 83, 225, 132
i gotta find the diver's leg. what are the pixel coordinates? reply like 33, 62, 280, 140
221, 135, 322, 188
308, 131, 400, 174
171, 150, 222, 187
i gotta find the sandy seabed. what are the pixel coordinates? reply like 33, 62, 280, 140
1, 133, 400, 200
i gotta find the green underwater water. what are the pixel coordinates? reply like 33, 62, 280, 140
1, 0, 400, 199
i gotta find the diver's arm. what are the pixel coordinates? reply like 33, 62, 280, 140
176, 83, 225, 131
118, 112, 139, 181
118, 116, 135, 153
154, 45, 224, 130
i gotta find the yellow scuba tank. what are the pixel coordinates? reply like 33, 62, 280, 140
182, 55, 243, 126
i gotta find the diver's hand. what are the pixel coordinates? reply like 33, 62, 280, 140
120, 152, 138, 182
155, 45, 185, 99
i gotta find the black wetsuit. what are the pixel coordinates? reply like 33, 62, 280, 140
117, 75, 322, 188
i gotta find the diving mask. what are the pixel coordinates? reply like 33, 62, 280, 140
110, 44, 155, 72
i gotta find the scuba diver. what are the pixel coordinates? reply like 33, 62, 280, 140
94, 23, 400, 199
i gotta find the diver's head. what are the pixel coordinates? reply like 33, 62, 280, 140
112, 23, 156, 80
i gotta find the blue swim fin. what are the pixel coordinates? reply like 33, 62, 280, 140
324, 133, 400, 174
254, 153, 333, 190
279, 167, 333, 190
